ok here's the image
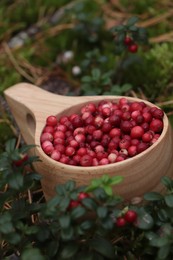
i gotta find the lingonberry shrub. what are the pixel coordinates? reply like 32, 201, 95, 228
40, 98, 164, 166
1, 139, 173, 259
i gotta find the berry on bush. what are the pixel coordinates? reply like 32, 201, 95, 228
124, 210, 137, 223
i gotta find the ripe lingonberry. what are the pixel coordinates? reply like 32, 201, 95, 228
13, 154, 28, 167
150, 119, 163, 133
78, 192, 90, 201
124, 210, 137, 223
46, 115, 58, 126
116, 217, 127, 227
128, 43, 138, 53
68, 200, 81, 209
124, 36, 133, 45
80, 154, 93, 166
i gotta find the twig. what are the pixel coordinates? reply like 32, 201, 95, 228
2, 42, 35, 82
150, 31, 173, 43
28, 189, 35, 224
138, 9, 173, 28
156, 100, 173, 106
35, 23, 74, 40
0, 118, 18, 136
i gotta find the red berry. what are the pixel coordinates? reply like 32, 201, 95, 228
128, 44, 138, 53
124, 210, 137, 223
130, 126, 144, 139
80, 154, 93, 166
150, 119, 163, 133
46, 115, 57, 126
78, 192, 90, 201
13, 154, 28, 167
124, 36, 133, 45
116, 217, 127, 227
68, 200, 81, 209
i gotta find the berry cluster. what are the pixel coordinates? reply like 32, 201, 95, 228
116, 210, 137, 227
124, 36, 138, 53
40, 98, 164, 167
68, 192, 90, 209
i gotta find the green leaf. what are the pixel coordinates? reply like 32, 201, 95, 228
121, 83, 132, 92
61, 243, 79, 259
135, 211, 154, 230
150, 237, 170, 247
161, 176, 173, 190
47, 241, 59, 258
5, 138, 16, 153
110, 176, 123, 185
144, 192, 163, 201
114, 25, 125, 32
80, 220, 93, 231
164, 194, 173, 207
129, 25, 138, 32
71, 205, 86, 219
103, 185, 112, 196
21, 248, 45, 260
59, 215, 71, 229
65, 180, 76, 191
97, 206, 108, 219
158, 209, 168, 222
101, 174, 110, 183
61, 226, 74, 241
59, 197, 71, 211
8, 173, 24, 190
81, 76, 92, 83
0, 213, 13, 234
81, 198, 97, 210
89, 237, 115, 259
5, 232, 21, 245
91, 68, 101, 80
116, 32, 126, 44
101, 217, 114, 230
158, 245, 170, 260
127, 16, 139, 27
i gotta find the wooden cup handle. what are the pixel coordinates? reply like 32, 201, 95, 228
4, 82, 80, 144
4, 82, 109, 144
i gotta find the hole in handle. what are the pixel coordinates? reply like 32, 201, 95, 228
26, 113, 36, 141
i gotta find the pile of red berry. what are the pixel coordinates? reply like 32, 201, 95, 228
40, 98, 164, 167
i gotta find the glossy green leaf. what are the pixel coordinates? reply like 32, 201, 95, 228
80, 220, 93, 231
135, 211, 154, 230
158, 245, 171, 260
161, 176, 173, 190
59, 215, 71, 229
127, 16, 139, 27
61, 243, 79, 259
91, 68, 101, 80
71, 205, 86, 219
89, 237, 115, 259
97, 206, 108, 219
144, 192, 163, 201
5, 138, 16, 154
8, 173, 24, 190
65, 180, 76, 191
61, 226, 74, 241
150, 237, 170, 247
21, 248, 45, 260
103, 185, 112, 196
164, 194, 173, 207
81, 198, 97, 210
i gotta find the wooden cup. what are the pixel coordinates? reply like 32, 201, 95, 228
4, 83, 173, 200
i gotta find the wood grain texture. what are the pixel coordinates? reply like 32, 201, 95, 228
4, 82, 173, 200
